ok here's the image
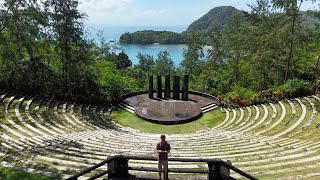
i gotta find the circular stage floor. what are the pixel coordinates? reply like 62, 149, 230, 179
123, 93, 215, 124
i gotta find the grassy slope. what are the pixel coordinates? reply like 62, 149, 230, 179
0, 166, 61, 180
111, 108, 226, 134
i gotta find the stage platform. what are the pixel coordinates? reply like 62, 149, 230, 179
123, 92, 216, 124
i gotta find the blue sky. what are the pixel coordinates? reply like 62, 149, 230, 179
80, 0, 319, 26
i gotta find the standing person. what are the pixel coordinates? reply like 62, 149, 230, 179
156, 134, 171, 180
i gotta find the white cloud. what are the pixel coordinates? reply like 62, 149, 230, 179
79, 0, 133, 13
134, 9, 168, 18
79, 0, 134, 24
300, 1, 319, 11
0, 0, 5, 8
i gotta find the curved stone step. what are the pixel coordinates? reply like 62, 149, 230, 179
32, 99, 67, 134
228, 107, 251, 132
256, 101, 286, 135
274, 98, 306, 137
284, 99, 296, 126
212, 108, 230, 129
201, 103, 218, 113
241, 104, 269, 133
233, 108, 245, 126
265, 103, 277, 125
1, 92, 320, 179
119, 103, 135, 114
220, 109, 237, 128
296, 97, 317, 133
234, 106, 259, 133
15, 96, 46, 136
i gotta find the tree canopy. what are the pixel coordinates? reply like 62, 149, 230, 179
0, 0, 319, 106
119, 30, 186, 44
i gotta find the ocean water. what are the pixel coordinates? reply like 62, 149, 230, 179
85, 25, 188, 65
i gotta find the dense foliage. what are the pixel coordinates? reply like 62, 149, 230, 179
180, 0, 320, 106
0, 0, 136, 104
186, 6, 242, 33
119, 30, 186, 44
0, 0, 319, 107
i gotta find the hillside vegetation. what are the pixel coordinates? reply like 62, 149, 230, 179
186, 6, 242, 33
1, 0, 319, 106
119, 6, 241, 45
119, 30, 186, 44
178, 2, 320, 106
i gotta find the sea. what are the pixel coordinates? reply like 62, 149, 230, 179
85, 25, 188, 66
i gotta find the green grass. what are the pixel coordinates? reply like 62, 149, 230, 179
0, 166, 61, 180
244, 164, 320, 179
235, 148, 320, 166
233, 109, 240, 125
253, 104, 273, 132
287, 99, 312, 137
266, 103, 282, 127
229, 107, 249, 130
245, 105, 265, 130
111, 108, 226, 134
264, 101, 293, 136
235, 106, 256, 131
234, 108, 246, 126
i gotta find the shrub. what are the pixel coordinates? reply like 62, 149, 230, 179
278, 79, 310, 97
253, 79, 315, 104
224, 85, 256, 106
316, 79, 320, 93
209, 88, 223, 97
0, 167, 60, 180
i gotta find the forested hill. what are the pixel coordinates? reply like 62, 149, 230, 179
119, 30, 186, 44
119, 6, 318, 45
119, 6, 242, 44
186, 6, 242, 33
186, 6, 319, 33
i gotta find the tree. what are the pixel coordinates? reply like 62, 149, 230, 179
180, 32, 204, 76
242, 0, 285, 90
122, 67, 147, 89
0, 0, 49, 90
223, 11, 249, 88
44, 0, 87, 94
116, 51, 132, 69
92, 60, 138, 101
307, 7, 320, 83
135, 53, 155, 72
271, 0, 305, 83
119, 30, 186, 44
154, 51, 175, 75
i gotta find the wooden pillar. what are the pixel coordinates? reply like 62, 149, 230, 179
182, 74, 189, 100
165, 74, 171, 98
220, 160, 231, 179
149, 75, 153, 99
173, 75, 180, 100
157, 75, 162, 98
208, 161, 232, 180
208, 162, 221, 180
108, 157, 129, 179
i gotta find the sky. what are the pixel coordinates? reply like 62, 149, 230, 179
79, 0, 320, 26
0, 0, 318, 26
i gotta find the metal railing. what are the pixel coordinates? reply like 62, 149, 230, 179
67, 155, 257, 180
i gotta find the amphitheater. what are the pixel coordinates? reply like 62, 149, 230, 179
1, 89, 320, 179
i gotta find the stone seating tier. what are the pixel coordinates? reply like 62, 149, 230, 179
0, 91, 320, 179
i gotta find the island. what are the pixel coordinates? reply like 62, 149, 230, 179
119, 30, 186, 45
